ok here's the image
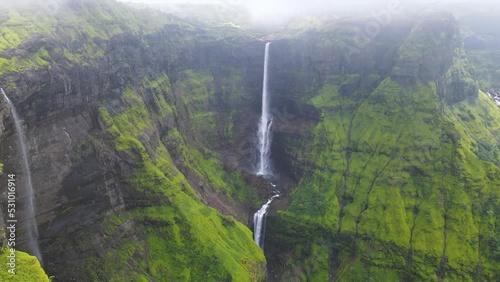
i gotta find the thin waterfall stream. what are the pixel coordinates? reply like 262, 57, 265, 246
1, 88, 42, 264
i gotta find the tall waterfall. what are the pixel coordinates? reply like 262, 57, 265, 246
256, 42, 272, 176
1, 88, 42, 264
253, 42, 279, 250
253, 193, 279, 249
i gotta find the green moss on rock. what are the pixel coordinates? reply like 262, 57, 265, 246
93, 81, 265, 281
0, 248, 49, 281
271, 76, 500, 281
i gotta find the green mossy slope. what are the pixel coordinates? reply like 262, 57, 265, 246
270, 76, 500, 280
263, 14, 500, 281
0, 248, 49, 281
89, 76, 265, 281
0, 0, 181, 76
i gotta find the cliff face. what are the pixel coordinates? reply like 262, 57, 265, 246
0, 1, 268, 280
1, 1, 499, 281
264, 15, 500, 282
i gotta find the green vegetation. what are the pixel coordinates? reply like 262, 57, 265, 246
91, 78, 265, 281
0, 2, 262, 272
0, 248, 49, 281
466, 49, 500, 89
159, 69, 256, 202
270, 75, 500, 281
0, 0, 181, 75
447, 90, 500, 166
441, 49, 479, 103
164, 128, 255, 203
2, 0, 500, 280
261, 16, 500, 280
98, 72, 255, 203
173, 70, 219, 144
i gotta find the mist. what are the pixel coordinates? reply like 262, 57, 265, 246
117, 0, 500, 27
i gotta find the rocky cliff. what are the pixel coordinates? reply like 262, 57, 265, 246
0, 1, 499, 281
264, 14, 500, 282
0, 0, 267, 280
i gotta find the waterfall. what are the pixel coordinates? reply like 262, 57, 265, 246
256, 42, 272, 177
1, 88, 42, 265
253, 42, 280, 250
253, 192, 279, 249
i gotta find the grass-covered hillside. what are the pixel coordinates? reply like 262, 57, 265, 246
270, 81, 500, 281
266, 15, 500, 282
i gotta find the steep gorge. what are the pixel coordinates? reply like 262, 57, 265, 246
0, 1, 499, 281
0, 1, 269, 280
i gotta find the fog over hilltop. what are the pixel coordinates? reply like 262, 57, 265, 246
117, 0, 500, 25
